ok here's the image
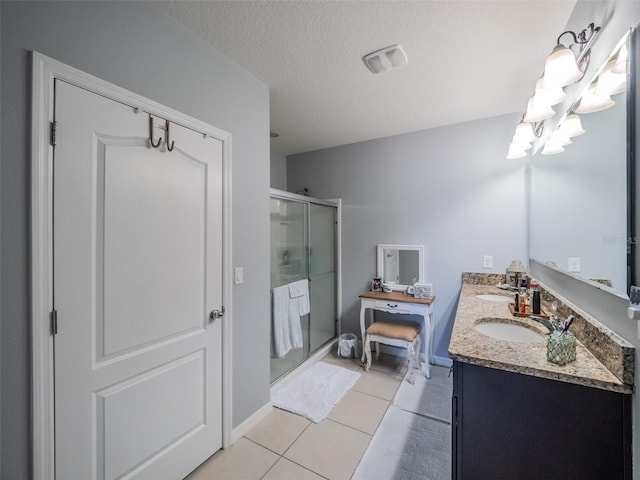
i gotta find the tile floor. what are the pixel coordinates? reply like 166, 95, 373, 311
186, 352, 449, 480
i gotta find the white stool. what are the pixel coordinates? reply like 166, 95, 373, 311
363, 321, 422, 384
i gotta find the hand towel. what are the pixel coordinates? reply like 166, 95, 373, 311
272, 283, 304, 358
289, 279, 310, 316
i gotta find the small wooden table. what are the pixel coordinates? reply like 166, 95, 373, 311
359, 291, 436, 378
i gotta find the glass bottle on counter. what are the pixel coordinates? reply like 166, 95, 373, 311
518, 278, 528, 313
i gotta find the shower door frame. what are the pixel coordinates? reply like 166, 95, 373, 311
269, 188, 342, 382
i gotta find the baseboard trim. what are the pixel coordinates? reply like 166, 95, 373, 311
230, 340, 338, 444
378, 345, 453, 367
230, 401, 273, 445
433, 355, 453, 367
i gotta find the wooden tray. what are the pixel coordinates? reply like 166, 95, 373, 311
509, 303, 549, 319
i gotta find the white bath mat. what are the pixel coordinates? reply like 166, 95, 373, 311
352, 405, 451, 480
271, 362, 360, 423
393, 364, 453, 422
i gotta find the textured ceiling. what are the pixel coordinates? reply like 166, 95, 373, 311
156, 1, 577, 155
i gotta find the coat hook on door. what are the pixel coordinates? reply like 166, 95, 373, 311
149, 115, 162, 148
165, 119, 175, 151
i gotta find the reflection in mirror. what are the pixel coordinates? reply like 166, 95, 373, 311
529, 31, 632, 294
377, 244, 424, 290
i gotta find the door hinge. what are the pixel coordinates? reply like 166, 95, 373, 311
50, 309, 58, 335
50, 121, 58, 146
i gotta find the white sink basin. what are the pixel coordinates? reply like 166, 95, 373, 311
474, 321, 544, 343
475, 294, 513, 303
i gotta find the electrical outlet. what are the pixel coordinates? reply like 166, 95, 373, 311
567, 257, 581, 272
482, 255, 493, 269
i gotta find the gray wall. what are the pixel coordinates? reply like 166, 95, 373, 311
271, 149, 287, 190
287, 113, 528, 361
530, 1, 640, 477
1, 2, 271, 478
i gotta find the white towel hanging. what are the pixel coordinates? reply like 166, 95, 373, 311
289, 279, 310, 316
272, 283, 304, 358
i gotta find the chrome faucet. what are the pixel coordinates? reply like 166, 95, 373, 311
529, 315, 564, 333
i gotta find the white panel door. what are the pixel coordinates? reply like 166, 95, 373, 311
53, 80, 223, 480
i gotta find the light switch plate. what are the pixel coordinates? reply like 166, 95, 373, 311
567, 257, 581, 272
234, 267, 244, 285
483, 255, 493, 269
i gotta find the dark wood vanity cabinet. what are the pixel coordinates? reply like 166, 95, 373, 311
452, 361, 632, 480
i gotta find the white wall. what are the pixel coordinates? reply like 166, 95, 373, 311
287, 113, 528, 361
271, 149, 288, 190
0, 2, 271, 477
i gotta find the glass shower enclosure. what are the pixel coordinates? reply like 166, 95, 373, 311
270, 189, 340, 383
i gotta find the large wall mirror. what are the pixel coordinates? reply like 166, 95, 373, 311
529, 29, 634, 296
377, 244, 424, 291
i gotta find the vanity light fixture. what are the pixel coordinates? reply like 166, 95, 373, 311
612, 42, 629, 74
543, 23, 601, 88
534, 78, 567, 106
513, 121, 538, 144
549, 130, 573, 147
542, 44, 584, 88
536, 29, 630, 157
558, 114, 585, 138
523, 95, 556, 123
507, 120, 543, 159
506, 143, 529, 160
595, 59, 627, 96
541, 113, 587, 155
506, 22, 601, 159
541, 139, 566, 155
574, 83, 615, 114
542, 129, 573, 156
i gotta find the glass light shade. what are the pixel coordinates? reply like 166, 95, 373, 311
595, 60, 627, 96
535, 78, 567, 106
512, 136, 532, 151
506, 143, 528, 159
513, 122, 536, 144
549, 131, 572, 147
523, 96, 555, 123
612, 43, 628, 74
541, 139, 565, 155
574, 84, 614, 114
543, 44, 583, 88
558, 114, 585, 138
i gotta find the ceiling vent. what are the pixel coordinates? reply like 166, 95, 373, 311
362, 45, 408, 74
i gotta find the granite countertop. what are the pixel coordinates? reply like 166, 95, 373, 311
449, 283, 632, 394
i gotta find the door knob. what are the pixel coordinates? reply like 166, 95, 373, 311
209, 306, 225, 322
